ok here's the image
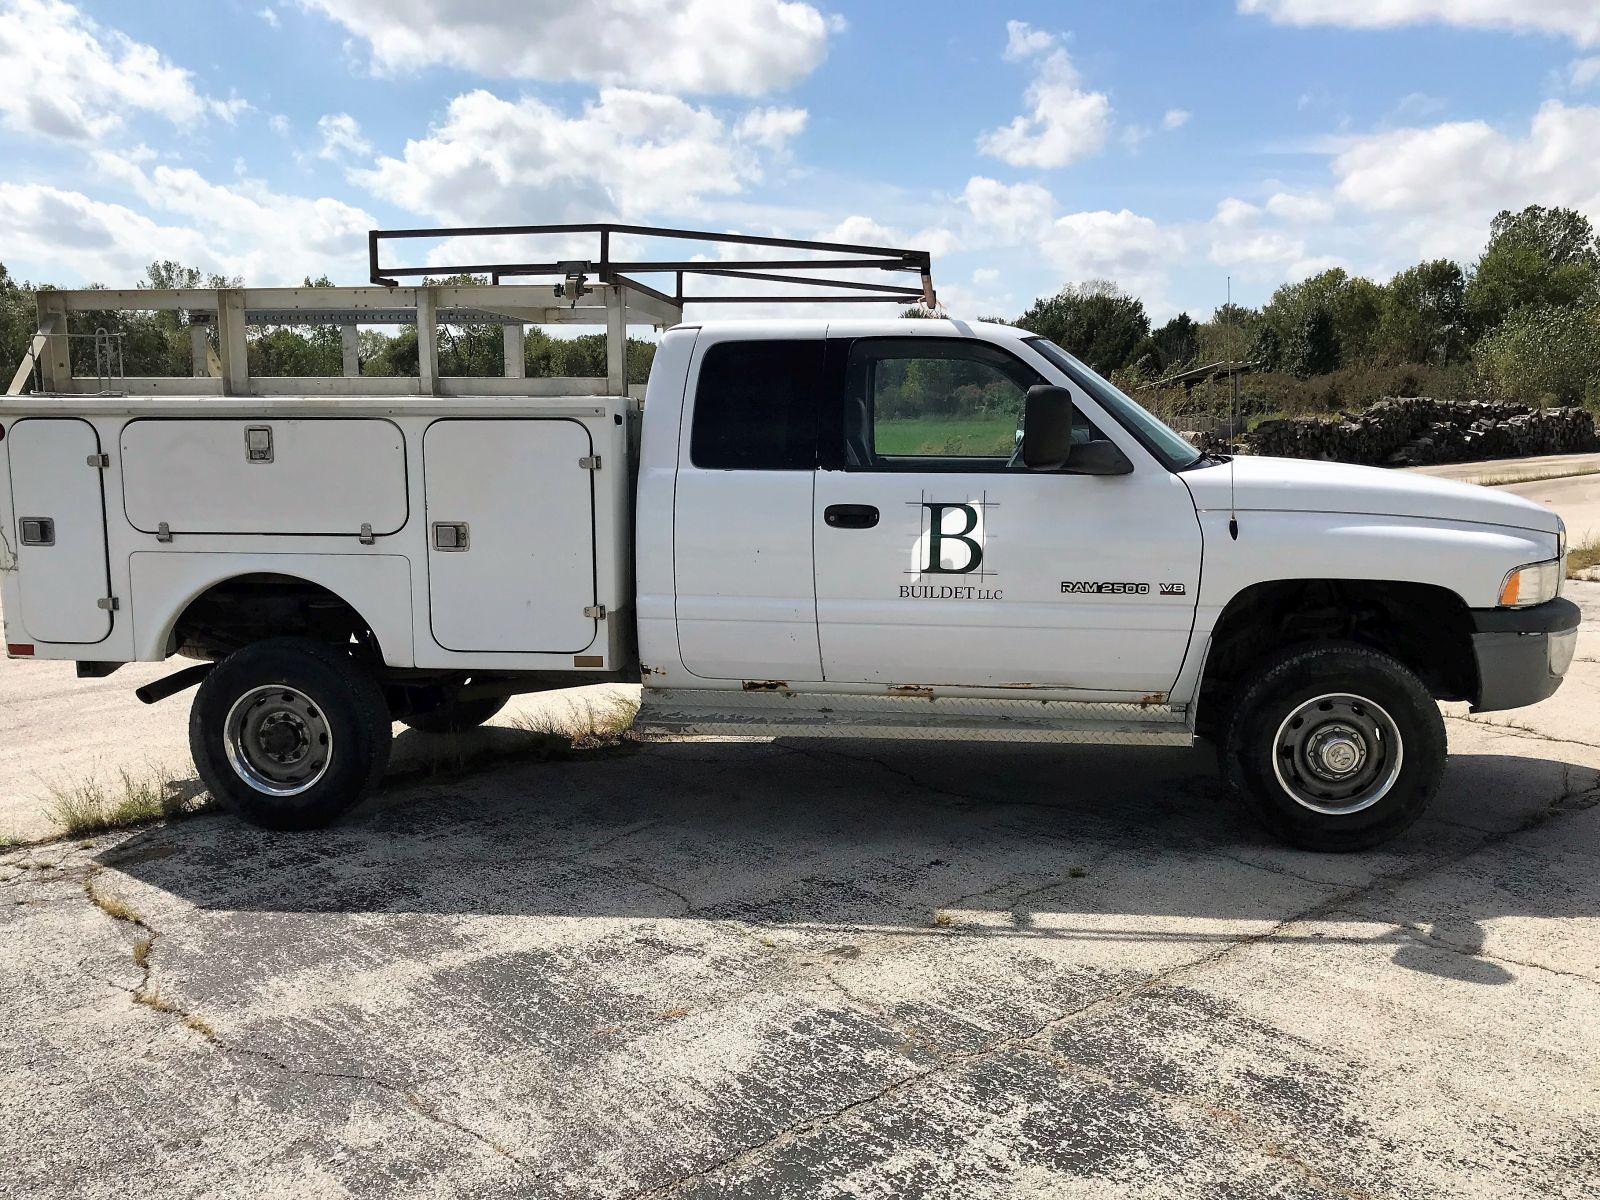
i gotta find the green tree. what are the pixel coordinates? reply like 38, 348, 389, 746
1151, 313, 1199, 369
1377, 260, 1467, 365
1016, 280, 1150, 375
1197, 301, 1262, 365
1465, 205, 1600, 336
1475, 305, 1600, 408
1330, 275, 1386, 363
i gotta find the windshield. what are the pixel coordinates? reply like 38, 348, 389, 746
1023, 337, 1204, 471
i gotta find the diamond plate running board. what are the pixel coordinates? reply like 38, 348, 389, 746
638, 689, 1193, 747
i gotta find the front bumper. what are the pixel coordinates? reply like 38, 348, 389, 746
1470, 597, 1582, 713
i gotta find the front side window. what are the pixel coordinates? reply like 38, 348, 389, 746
841, 337, 1106, 471
690, 339, 823, 470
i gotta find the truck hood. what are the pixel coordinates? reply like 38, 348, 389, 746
1181, 455, 1561, 535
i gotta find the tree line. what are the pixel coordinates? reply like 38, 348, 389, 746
1003, 205, 1600, 416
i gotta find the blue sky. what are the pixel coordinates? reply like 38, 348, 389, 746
2, 0, 1599, 324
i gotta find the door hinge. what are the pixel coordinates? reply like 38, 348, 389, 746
358, 523, 374, 545
579, 455, 602, 470
97, 596, 119, 611
156, 521, 172, 543
86, 453, 110, 469
584, 605, 607, 620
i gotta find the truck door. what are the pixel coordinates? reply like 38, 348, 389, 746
811, 336, 1202, 694
671, 332, 825, 681
423, 418, 599, 654
6, 418, 114, 645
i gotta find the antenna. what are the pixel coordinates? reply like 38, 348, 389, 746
1227, 274, 1239, 541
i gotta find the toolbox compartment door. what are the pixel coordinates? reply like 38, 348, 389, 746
120, 418, 407, 536
423, 418, 598, 654
6, 418, 113, 644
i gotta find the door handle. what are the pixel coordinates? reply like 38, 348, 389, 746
824, 504, 879, 529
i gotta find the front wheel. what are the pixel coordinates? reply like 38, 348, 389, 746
190, 638, 393, 831
1219, 643, 1445, 852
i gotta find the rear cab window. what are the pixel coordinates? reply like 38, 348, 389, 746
689, 339, 823, 470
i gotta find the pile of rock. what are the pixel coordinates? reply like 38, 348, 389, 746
1236, 398, 1600, 467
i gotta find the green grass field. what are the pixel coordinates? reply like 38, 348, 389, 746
874, 416, 1017, 457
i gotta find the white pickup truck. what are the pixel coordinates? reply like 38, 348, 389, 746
0, 224, 1578, 851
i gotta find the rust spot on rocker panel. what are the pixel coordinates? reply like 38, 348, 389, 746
1138, 692, 1168, 708
887, 685, 936, 700
742, 680, 791, 692
639, 663, 668, 677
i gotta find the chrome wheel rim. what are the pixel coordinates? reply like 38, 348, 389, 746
224, 685, 333, 796
1271, 692, 1403, 816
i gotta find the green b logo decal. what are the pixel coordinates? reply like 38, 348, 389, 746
922, 502, 983, 574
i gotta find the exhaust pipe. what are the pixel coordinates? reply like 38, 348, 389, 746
135, 662, 214, 705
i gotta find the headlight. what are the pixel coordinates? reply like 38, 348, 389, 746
1498, 559, 1562, 608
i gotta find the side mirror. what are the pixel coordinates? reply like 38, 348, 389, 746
1021, 385, 1074, 470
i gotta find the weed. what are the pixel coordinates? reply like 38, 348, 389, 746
131, 935, 153, 968
658, 1006, 691, 1020
932, 910, 954, 927
1568, 540, 1600, 579
1069, 866, 1088, 879
510, 691, 641, 749
86, 880, 141, 925
134, 989, 176, 1015
43, 762, 207, 837
182, 1013, 216, 1038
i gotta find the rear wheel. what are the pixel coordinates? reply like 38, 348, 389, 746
399, 695, 508, 735
1219, 642, 1445, 851
190, 637, 392, 831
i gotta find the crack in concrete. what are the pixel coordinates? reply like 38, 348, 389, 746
1446, 713, 1600, 755
74, 859, 531, 1172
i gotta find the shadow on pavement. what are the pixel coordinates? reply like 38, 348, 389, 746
97, 737, 1595, 978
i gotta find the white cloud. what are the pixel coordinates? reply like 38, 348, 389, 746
1238, 0, 1600, 46
0, 182, 216, 281
356, 88, 801, 225
89, 154, 377, 282
269, 114, 291, 136
1328, 102, 1600, 262
1570, 56, 1600, 88
735, 106, 808, 149
297, 0, 836, 95
962, 176, 1055, 242
1162, 108, 1191, 131
977, 21, 1112, 169
1265, 191, 1335, 222
1212, 197, 1262, 227
316, 112, 373, 161
257, 5, 280, 28
1041, 209, 1183, 299
0, 0, 242, 141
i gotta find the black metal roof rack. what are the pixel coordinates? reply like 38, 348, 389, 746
368, 221, 938, 309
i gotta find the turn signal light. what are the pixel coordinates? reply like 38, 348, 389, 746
1497, 560, 1561, 608
7, 643, 34, 657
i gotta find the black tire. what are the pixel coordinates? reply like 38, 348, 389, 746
399, 696, 508, 735
1219, 642, 1445, 852
189, 637, 392, 831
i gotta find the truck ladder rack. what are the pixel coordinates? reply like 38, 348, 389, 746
7, 224, 938, 400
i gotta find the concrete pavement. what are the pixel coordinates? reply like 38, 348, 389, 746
3, 585, 1598, 1198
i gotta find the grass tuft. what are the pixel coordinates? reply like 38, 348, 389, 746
509, 692, 641, 749
131, 935, 153, 968
1568, 539, 1600, 579
43, 762, 207, 837
87, 883, 141, 925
